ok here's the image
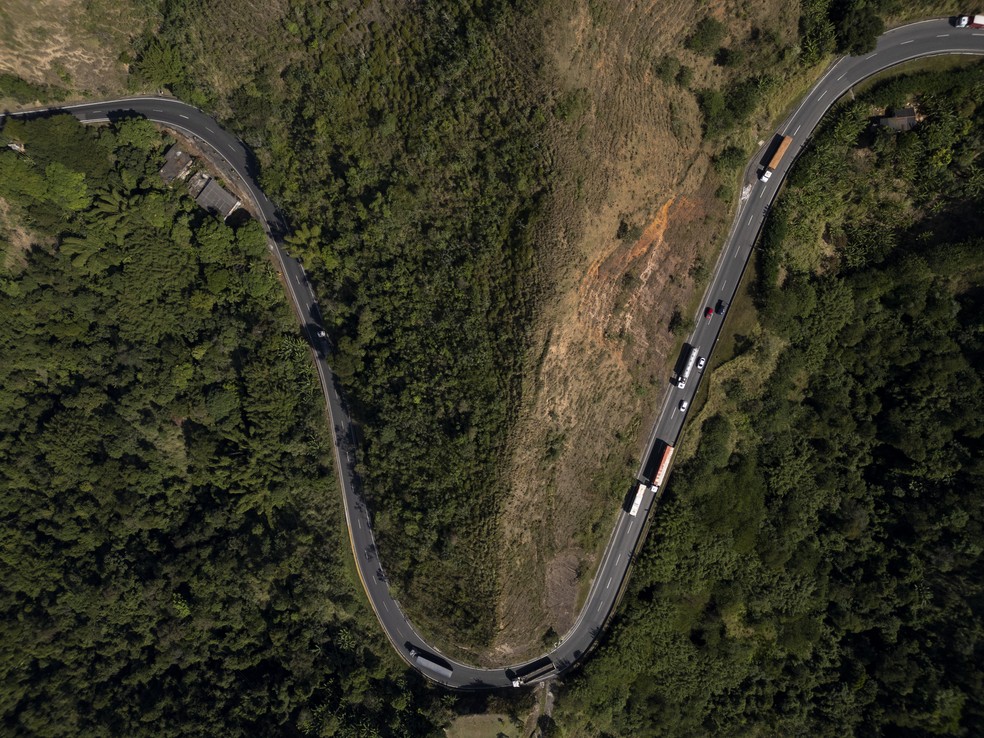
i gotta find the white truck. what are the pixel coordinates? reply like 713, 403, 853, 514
629, 482, 647, 517
677, 346, 700, 389
957, 15, 984, 28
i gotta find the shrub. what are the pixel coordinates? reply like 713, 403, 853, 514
685, 17, 727, 53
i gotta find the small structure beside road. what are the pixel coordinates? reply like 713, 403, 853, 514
878, 107, 919, 132
159, 145, 192, 183
159, 144, 242, 220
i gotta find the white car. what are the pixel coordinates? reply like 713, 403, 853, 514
696, 356, 706, 371
679, 399, 689, 412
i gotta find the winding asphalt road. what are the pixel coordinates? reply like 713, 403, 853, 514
4, 17, 981, 689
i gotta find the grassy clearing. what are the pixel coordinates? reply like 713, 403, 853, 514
446, 713, 523, 738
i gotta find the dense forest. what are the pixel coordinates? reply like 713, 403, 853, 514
130, 0, 552, 648
0, 116, 448, 737
554, 65, 984, 736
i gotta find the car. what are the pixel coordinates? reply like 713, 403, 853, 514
316, 329, 327, 339
679, 399, 689, 412
696, 356, 706, 371
704, 307, 714, 321
715, 300, 728, 315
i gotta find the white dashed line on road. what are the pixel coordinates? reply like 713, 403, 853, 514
357, 519, 362, 529
179, 114, 189, 119
794, 124, 801, 136
866, 52, 879, 59
152, 108, 163, 112
382, 600, 389, 612
818, 90, 827, 99
606, 577, 612, 590
936, 34, 950, 38
747, 215, 754, 225
837, 72, 847, 80
901, 39, 914, 44
205, 126, 214, 133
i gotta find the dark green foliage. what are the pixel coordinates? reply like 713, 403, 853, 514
714, 47, 745, 67
140, 0, 552, 647
712, 145, 747, 174
0, 116, 444, 737
0, 72, 67, 104
799, 0, 892, 65
834, 3, 885, 55
684, 17, 727, 54
654, 55, 680, 84
556, 88, 592, 121
699, 79, 765, 136
800, 0, 838, 65
556, 64, 984, 737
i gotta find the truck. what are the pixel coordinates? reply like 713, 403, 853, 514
629, 482, 647, 517
649, 445, 676, 493
409, 648, 453, 680
759, 135, 793, 183
677, 346, 700, 389
957, 14, 984, 27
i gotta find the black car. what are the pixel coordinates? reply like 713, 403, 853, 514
715, 300, 728, 315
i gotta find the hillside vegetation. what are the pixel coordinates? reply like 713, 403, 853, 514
123, 0, 918, 657
553, 63, 984, 737
0, 115, 447, 737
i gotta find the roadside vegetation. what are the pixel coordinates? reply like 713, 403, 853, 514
553, 62, 984, 736
0, 115, 450, 737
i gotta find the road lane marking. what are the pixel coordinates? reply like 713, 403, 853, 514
179, 114, 189, 119
900, 39, 914, 44
866, 52, 879, 59
606, 577, 612, 589
615, 554, 621, 566
294, 273, 302, 285
837, 72, 847, 80
976, 33, 984, 36
205, 126, 215, 133
746, 215, 753, 225
382, 600, 389, 612
152, 108, 163, 112
722, 279, 727, 287
357, 519, 362, 529
818, 89, 827, 99
936, 34, 950, 38
734, 249, 740, 259
793, 124, 801, 136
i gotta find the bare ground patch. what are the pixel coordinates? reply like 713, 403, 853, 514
0, 0, 151, 100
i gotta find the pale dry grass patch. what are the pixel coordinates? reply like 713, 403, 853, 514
0, 0, 150, 99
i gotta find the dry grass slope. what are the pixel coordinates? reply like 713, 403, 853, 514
491, 0, 800, 661
0, 0, 150, 100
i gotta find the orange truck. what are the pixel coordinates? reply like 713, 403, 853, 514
760, 135, 793, 183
